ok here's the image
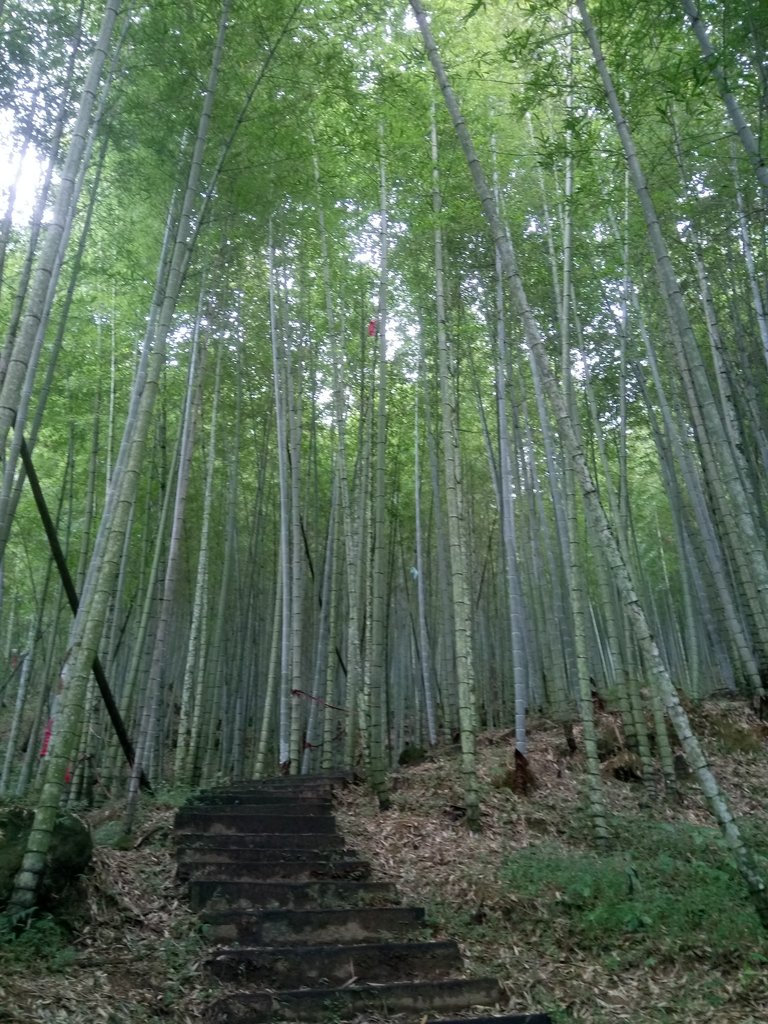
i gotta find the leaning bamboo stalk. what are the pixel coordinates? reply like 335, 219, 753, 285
577, 0, 768, 664
9, 0, 230, 910
680, 0, 768, 197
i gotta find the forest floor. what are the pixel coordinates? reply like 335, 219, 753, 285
2, 700, 768, 1024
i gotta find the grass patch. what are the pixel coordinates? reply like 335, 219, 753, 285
0, 910, 77, 971
500, 816, 768, 965
701, 717, 766, 755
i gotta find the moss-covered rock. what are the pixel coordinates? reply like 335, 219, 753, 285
0, 806, 93, 912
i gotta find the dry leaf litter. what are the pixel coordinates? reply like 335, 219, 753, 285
2, 701, 767, 1024
335, 704, 768, 1024
1, 805, 211, 1024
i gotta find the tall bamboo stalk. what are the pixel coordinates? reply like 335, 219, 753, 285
411, 0, 768, 925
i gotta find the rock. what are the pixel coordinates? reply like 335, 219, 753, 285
397, 744, 428, 767
0, 806, 93, 913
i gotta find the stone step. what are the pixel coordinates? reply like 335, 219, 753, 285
189, 878, 396, 912
207, 977, 504, 1023
176, 813, 337, 835
200, 905, 427, 945
177, 845, 359, 868
177, 847, 362, 880
431, 1016, 552, 1024
177, 800, 332, 820
188, 791, 334, 806
212, 771, 354, 786
202, 773, 353, 797
211, 786, 336, 802
179, 777, 549, 1024
206, 938, 462, 986
175, 831, 345, 851
183, 857, 371, 883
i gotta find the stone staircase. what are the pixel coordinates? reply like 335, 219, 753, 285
174, 773, 551, 1024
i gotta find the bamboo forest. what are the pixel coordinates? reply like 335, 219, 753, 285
2, 0, 768, 1017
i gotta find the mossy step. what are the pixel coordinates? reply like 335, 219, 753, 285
177, 801, 332, 820
177, 847, 364, 880
189, 878, 396, 911
208, 785, 337, 801
207, 977, 504, 1023
200, 905, 427, 945
177, 845, 359, 866
176, 813, 337, 835
206, 938, 461, 986
183, 857, 370, 883
212, 771, 354, 786
188, 790, 336, 806
191, 778, 550, 1024
175, 831, 345, 851
202, 773, 353, 796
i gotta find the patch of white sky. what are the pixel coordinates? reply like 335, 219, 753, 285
343, 7, 420, 92
1, 2, 445, 388
571, 274, 636, 389
301, 7, 422, 372
351, 210, 418, 363
0, 108, 48, 225
675, 169, 716, 239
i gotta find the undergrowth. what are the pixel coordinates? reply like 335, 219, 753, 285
0, 910, 77, 971
500, 817, 767, 965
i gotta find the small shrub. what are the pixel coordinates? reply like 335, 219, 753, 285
93, 819, 131, 848
149, 785, 200, 809
0, 911, 76, 971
